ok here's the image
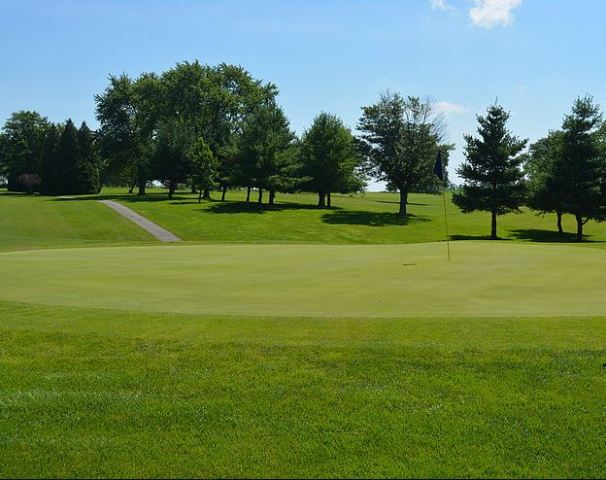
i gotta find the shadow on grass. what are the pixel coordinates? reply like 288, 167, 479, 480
322, 211, 429, 227
206, 201, 338, 215
375, 200, 429, 206
449, 234, 511, 241
509, 228, 601, 243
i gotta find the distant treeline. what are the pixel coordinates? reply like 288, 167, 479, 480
0, 60, 449, 209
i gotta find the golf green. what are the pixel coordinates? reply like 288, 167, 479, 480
2, 241, 605, 317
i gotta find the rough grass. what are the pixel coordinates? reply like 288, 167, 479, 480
0, 191, 155, 251
22, 187, 606, 246
1, 301, 605, 478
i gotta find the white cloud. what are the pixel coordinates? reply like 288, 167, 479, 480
470, 0, 522, 28
431, 0, 454, 11
434, 101, 468, 115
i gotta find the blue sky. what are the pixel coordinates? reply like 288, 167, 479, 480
1, 0, 604, 187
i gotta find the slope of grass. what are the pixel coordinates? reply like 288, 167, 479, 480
96, 188, 606, 245
0, 191, 155, 251
1, 301, 604, 478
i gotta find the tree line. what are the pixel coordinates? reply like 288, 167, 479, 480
0, 60, 448, 213
454, 96, 606, 242
2, 59, 605, 241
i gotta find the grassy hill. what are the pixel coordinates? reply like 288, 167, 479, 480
1, 188, 605, 478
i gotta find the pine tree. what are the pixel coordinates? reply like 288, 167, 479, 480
75, 122, 100, 194
453, 104, 527, 239
548, 96, 606, 241
40, 124, 60, 195
55, 119, 81, 195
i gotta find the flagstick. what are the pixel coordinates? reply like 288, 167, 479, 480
442, 190, 451, 261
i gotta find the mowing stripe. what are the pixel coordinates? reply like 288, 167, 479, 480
98, 200, 182, 242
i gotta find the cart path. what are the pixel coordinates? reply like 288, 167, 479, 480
98, 200, 182, 242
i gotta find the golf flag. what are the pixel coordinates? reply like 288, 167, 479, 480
433, 149, 444, 181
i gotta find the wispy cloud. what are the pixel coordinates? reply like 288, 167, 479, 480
430, 0, 454, 11
470, 0, 522, 28
434, 101, 468, 115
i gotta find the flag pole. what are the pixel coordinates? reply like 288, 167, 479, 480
434, 149, 451, 261
442, 189, 451, 261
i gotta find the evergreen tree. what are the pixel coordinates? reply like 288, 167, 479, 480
300, 113, 364, 207
40, 124, 60, 195
55, 119, 82, 195
75, 122, 100, 193
525, 130, 566, 233
453, 104, 527, 239
548, 96, 606, 241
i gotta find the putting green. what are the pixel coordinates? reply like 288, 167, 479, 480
1, 241, 605, 317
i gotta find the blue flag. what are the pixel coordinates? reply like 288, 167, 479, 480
433, 150, 444, 181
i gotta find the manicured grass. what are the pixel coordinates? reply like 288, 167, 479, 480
2, 241, 606, 317
0, 301, 604, 478
0, 191, 155, 251
2, 189, 605, 478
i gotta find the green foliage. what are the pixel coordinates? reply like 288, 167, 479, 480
236, 104, 298, 204
95, 73, 160, 195
357, 93, 444, 216
0, 110, 50, 192
151, 118, 194, 199
40, 124, 60, 195
453, 104, 527, 239
55, 119, 82, 195
547, 96, 606, 240
191, 137, 219, 202
300, 112, 364, 207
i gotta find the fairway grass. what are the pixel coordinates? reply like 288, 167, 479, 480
2, 241, 606, 317
1, 301, 604, 478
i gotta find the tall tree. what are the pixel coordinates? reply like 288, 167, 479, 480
75, 122, 101, 194
55, 119, 82, 195
40, 124, 60, 195
548, 96, 606, 241
300, 113, 364, 207
453, 104, 527, 239
236, 104, 297, 205
357, 93, 443, 216
1, 111, 49, 192
525, 130, 566, 233
95, 73, 160, 196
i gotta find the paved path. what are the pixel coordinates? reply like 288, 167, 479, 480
98, 200, 182, 242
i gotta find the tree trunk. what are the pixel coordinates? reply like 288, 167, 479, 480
327, 192, 332, 208
137, 170, 146, 196
269, 189, 275, 205
128, 181, 135, 194
168, 181, 176, 200
202, 187, 211, 200
318, 192, 326, 207
398, 189, 408, 216
556, 211, 563, 233
258, 188, 263, 204
198, 187, 202, 204
246, 187, 251, 203
576, 214, 583, 242
221, 185, 227, 201
491, 211, 497, 239
191, 184, 197, 194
